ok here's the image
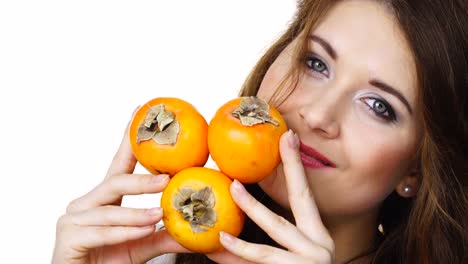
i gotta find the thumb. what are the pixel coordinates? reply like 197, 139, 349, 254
105, 106, 140, 179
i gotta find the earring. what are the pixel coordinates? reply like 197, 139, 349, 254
403, 186, 412, 194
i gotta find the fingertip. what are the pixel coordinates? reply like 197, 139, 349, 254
120, 125, 136, 159
219, 231, 237, 247
133, 225, 156, 239
280, 129, 299, 157
105, 124, 137, 178
122, 126, 133, 147
280, 129, 293, 144
122, 104, 141, 143
123, 105, 141, 133
230, 180, 246, 197
146, 207, 163, 216
152, 174, 170, 186
288, 130, 299, 150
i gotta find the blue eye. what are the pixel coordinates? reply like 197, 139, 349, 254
362, 97, 397, 122
305, 55, 329, 76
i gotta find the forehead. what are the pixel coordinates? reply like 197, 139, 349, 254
311, 0, 418, 104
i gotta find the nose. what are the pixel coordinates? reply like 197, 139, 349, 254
298, 97, 340, 139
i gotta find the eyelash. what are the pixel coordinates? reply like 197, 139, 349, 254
304, 54, 330, 77
361, 97, 397, 122
303, 54, 398, 123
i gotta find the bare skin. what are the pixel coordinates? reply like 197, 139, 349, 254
53, 1, 422, 263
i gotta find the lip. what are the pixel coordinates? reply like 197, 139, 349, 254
299, 141, 336, 169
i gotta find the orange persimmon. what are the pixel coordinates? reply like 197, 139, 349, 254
208, 96, 288, 183
161, 167, 245, 253
129, 97, 209, 176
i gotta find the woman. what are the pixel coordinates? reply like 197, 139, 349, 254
52, 0, 468, 263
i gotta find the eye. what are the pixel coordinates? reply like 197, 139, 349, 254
304, 55, 329, 77
361, 97, 397, 122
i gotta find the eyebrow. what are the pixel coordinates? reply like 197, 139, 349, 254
308, 34, 413, 115
369, 79, 413, 115
308, 35, 337, 60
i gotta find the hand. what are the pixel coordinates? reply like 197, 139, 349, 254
207, 130, 335, 264
52, 123, 189, 264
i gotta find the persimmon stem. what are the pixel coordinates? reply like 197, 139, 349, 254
136, 104, 180, 145
232, 96, 279, 127
173, 186, 216, 233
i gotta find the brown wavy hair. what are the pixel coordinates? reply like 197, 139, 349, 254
175, 0, 468, 263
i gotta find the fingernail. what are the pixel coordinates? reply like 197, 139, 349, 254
146, 207, 162, 216
287, 129, 299, 149
219, 231, 236, 245
152, 174, 169, 184
231, 180, 246, 195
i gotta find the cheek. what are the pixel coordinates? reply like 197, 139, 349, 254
257, 46, 295, 103
257, 73, 277, 102
354, 144, 407, 190
257, 65, 288, 103
349, 127, 414, 184
335, 127, 416, 212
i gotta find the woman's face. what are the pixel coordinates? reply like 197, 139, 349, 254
258, 0, 422, 217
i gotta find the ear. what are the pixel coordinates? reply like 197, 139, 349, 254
395, 166, 420, 198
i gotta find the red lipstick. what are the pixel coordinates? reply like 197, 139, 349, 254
299, 141, 336, 169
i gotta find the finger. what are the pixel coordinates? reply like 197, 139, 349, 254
58, 217, 191, 263
230, 180, 312, 253
70, 205, 163, 227
78, 225, 156, 249
280, 130, 330, 244
67, 173, 169, 213
105, 106, 140, 179
219, 232, 302, 264
127, 229, 192, 263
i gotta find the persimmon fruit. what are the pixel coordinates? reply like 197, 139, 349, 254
208, 96, 288, 183
160, 167, 245, 253
129, 97, 209, 176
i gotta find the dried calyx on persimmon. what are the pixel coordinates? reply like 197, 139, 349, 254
232, 96, 279, 127
172, 186, 216, 232
136, 104, 180, 145
129, 97, 209, 176
161, 167, 244, 253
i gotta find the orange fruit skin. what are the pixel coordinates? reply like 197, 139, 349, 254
161, 167, 245, 253
208, 97, 288, 183
129, 98, 209, 176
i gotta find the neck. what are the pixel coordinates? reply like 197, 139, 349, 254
324, 212, 379, 263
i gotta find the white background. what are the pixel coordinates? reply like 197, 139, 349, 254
0, 1, 296, 262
